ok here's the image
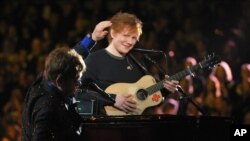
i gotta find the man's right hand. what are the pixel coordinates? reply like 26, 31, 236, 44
91, 21, 112, 41
114, 94, 137, 113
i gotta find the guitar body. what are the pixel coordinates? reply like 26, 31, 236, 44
104, 75, 163, 115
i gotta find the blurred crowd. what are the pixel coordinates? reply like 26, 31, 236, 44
1, 0, 250, 140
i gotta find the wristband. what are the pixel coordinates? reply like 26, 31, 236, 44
80, 34, 96, 52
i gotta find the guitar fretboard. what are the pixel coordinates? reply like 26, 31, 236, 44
146, 65, 201, 95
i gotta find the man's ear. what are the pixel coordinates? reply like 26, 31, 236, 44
55, 74, 63, 88
110, 29, 116, 39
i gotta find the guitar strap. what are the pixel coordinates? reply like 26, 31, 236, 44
128, 53, 150, 75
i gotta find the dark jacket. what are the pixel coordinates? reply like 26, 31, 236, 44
22, 74, 84, 141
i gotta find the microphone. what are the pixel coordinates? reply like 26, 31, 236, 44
176, 85, 191, 100
132, 48, 164, 54
175, 86, 206, 115
80, 78, 115, 104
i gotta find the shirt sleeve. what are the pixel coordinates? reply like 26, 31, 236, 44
73, 34, 96, 58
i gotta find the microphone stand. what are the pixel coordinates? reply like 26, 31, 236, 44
176, 86, 206, 116
89, 82, 116, 104
80, 79, 115, 104
143, 54, 166, 75
131, 46, 169, 74
132, 47, 165, 54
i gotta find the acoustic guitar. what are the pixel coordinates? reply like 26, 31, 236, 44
104, 53, 220, 115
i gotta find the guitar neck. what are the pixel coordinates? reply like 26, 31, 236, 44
146, 65, 201, 95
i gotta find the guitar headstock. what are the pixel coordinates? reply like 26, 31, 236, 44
199, 53, 221, 70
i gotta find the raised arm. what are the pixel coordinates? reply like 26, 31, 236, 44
74, 21, 112, 57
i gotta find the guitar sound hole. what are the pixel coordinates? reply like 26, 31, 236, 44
136, 89, 148, 100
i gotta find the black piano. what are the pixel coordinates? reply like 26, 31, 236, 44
81, 115, 232, 141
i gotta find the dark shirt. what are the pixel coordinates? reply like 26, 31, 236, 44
83, 49, 145, 90
22, 75, 84, 141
